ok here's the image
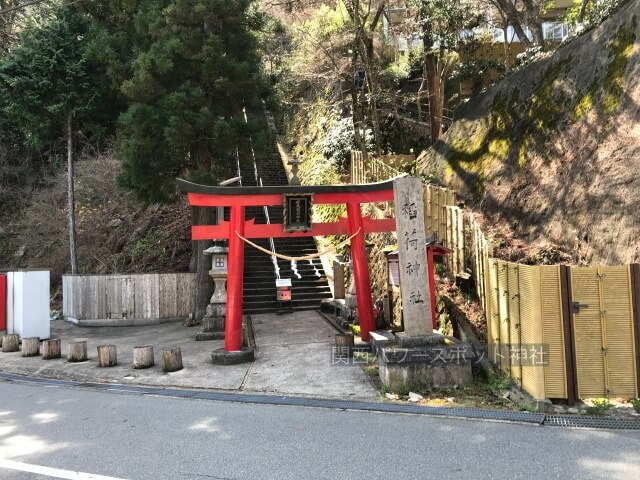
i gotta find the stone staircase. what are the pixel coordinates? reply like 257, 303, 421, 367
238, 134, 332, 315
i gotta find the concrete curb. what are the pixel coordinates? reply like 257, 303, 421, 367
65, 317, 184, 328
3, 370, 639, 430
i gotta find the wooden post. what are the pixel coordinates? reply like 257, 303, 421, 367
133, 346, 155, 369
22, 337, 40, 357
97, 344, 117, 367
42, 339, 61, 360
1, 334, 19, 353
560, 265, 578, 405
427, 247, 437, 330
629, 264, 640, 400
67, 339, 88, 362
161, 347, 183, 372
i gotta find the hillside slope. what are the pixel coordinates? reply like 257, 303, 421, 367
418, 0, 639, 265
0, 152, 193, 293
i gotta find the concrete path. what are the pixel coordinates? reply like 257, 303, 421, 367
0, 311, 378, 400
246, 310, 378, 399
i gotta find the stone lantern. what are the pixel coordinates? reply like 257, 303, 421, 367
288, 155, 302, 185
197, 245, 228, 341
205, 245, 228, 306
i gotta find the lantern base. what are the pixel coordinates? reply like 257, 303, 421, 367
196, 331, 225, 341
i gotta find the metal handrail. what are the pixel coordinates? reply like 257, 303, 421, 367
235, 146, 243, 187
244, 106, 281, 280
368, 155, 403, 182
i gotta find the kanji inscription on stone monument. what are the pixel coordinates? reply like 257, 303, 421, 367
393, 176, 432, 337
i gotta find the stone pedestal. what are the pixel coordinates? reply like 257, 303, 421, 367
206, 303, 225, 320
209, 273, 227, 306
345, 263, 357, 311
378, 343, 473, 390
396, 332, 445, 348
196, 316, 225, 341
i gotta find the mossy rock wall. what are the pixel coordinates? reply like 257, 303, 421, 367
418, 0, 640, 264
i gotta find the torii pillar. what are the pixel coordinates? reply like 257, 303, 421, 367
346, 202, 375, 342
225, 205, 245, 352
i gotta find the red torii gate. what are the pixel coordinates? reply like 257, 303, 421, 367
178, 178, 397, 352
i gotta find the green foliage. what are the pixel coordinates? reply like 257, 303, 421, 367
563, 0, 624, 28
321, 116, 374, 172
406, 0, 482, 52
92, 0, 272, 202
384, 46, 426, 83
478, 374, 512, 393
407, 46, 425, 78
0, 5, 116, 158
587, 398, 614, 416
379, 384, 391, 394
632, 399, 640, 413
280, 2, 351, 98
385, 57, 410, 83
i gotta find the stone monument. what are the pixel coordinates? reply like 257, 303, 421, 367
376, 176, 472, 389
392, 176, 439, 346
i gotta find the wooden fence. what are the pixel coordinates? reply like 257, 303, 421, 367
486, 260, 569, 400
63, 273, 196, 327
416, 182, 640, 402
423, 184, 466, 278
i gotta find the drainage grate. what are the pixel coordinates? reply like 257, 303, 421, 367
543, 415, 640, 430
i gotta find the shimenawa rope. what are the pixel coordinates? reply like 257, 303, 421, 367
235, 228, 362, 262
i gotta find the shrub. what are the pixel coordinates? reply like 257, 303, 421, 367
586, 398, 614, 416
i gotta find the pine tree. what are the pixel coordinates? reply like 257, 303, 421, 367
114, 0, 270, 202
98, 0, 271, 323
0, 6, 109, 274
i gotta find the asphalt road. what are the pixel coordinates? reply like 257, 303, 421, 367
0, 382, 639, 480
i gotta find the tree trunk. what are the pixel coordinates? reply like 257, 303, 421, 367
133, 345, 154, 369
521, 0, 545, 49
502, 13, 511, 72
67, 339, 88, 362
1, 334, 19, 352
42, 339, 61, 360
97, 344, 117, 367
350, 0, 368, 161
362, 33, 382, 155
67, 114, 78, 275
192, 207, 214, 326
22, 337, 40, 357
579, 0, 591, 22
161, 347, 183, 372
492, 0, 533, 49
424, 53, 443, 143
